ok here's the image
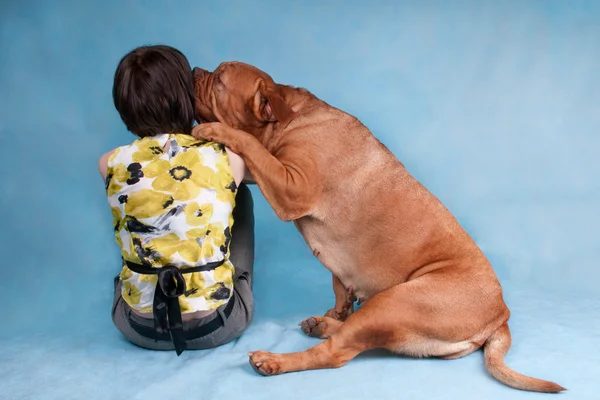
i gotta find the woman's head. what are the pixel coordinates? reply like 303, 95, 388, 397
113, 45, 195, 138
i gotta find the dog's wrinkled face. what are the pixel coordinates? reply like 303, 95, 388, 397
193, 62, 293, 134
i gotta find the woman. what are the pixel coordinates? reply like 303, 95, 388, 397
98, 45, 254, 355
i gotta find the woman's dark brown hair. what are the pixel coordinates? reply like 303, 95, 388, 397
112, 45, 195, 137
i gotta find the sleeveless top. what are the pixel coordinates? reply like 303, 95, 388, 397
105, 133, 238, 314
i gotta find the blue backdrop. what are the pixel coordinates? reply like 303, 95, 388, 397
1, 1, 598, 399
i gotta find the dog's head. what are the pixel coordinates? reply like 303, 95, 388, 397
193, 62, 294, 134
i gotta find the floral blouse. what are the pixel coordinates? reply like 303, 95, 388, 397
105, 133, 238, 313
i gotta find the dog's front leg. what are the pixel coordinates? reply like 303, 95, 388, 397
192, 123, 320, 221
300, 274, 353, 339
324, 274, 355, 321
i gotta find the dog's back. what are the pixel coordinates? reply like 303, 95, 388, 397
279, 86, 496, 301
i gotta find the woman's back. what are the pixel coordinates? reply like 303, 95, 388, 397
106, 133, 238, 313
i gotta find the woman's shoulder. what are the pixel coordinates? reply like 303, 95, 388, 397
98, 148, 120, 180
171, 133, 223, 152
171, 134, 246, 187
97, 137, 144, 179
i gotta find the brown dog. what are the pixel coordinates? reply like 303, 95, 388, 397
191, 62, 565, 393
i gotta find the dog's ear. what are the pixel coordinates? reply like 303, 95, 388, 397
254, 86, 294, 124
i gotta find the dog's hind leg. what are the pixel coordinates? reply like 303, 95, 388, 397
249, 324, 369, 376
249, 283, 403, 375
248, 269, 505, 376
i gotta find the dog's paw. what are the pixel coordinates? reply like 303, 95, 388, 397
191, 122, 230, 143
248, 351, 284, 376
191, 123, 248, 153
191, 122, 218, 139
300, 317, 329, 339
324, 308, 340, 320
324, 307, 352, 321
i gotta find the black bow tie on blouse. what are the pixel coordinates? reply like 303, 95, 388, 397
125, 259, 225, 356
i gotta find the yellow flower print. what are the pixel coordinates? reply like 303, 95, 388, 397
204, 281, 232, 303
143, 150, 215, 201
125, 235, 168, 267
106, 181, 123, 197
110, 207, 122, 230
213, 152, 237, 203
106, 161, 146, 195
146, 233, 180, 258
147, 233, 203, 264
123, 233, 167, 268
131, 139, 164, 162
107, 147, 121, 163
106, 163, 128, 196
184, 223, 229, 260
106, 182, 123, 198
177, 240, 204, 263
201, 245, 215, 260
182, 272, 206, 298
138, 273, 158, 285
184, 202, 213, 226
119, 265, 133, 280
179, 297, 193, 313
122, 281, 141, 305
213, 264, 234, 287
215, 184, 236, 204
189, 272, 206, 288
206, 222, 227, 249
186, 228, 216, 259
123, 189, 174, 219
215, 150, 232, 178
173, 134, 204, 148
183, 282, 229, 305
114, 234, 123, 251
185, 228, 205, 239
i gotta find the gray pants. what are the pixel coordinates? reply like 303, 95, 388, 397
112, 184, 255, 350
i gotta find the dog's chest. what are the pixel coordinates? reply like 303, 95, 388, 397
294, 217, 356, 282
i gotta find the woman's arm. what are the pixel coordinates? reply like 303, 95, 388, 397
98, 149, 116, 180
225, 147, 254, 186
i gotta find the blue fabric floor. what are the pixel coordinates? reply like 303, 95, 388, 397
1, 1, 599, 399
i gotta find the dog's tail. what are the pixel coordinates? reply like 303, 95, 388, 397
483, 322, 565, 393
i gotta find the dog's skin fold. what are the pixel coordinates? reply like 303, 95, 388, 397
190, 62, 565, 393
